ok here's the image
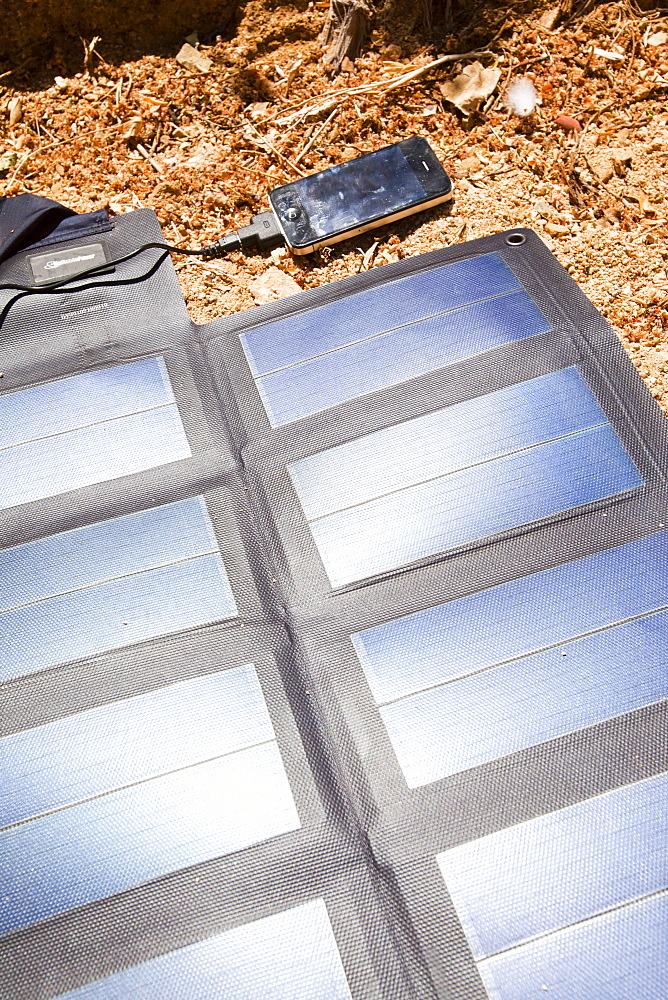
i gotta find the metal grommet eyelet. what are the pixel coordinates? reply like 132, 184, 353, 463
505, 232, 526, 246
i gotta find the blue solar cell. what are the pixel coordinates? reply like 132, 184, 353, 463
437, 772, 668, 960
291, 368, 609, 520
241, 253, 522, 376
0, 497, 217, 611
307, 424, 641, 586
1, 665, 273, 828
0, 499, 237, 682
0, 359, 190, 508
380, 610, 668, 786
352, 532, 668, 704
0, 743, 300, 935
291, 367, 642, 586
256, 290, 550, 426
54, 900, 352, 1000
479, 893, 668, 1000
0, 359, 176, 450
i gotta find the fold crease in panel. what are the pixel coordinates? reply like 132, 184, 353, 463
0, 359, 191, 508
53, 899, 353, 1000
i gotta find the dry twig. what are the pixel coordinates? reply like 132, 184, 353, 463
295, 107, 338, 163
266, 49, 495, 126
243, 120, 307, 176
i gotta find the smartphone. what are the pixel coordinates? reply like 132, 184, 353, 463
269, 137, 452, 254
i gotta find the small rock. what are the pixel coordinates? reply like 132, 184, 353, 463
8, 97, 22, 126
590, 156, 614, 183
647, 31, 668, 47
636, 284, 661, 305
554, 114, 582, 132
612, 150, 633, 175
382, 44, 402, 60
538, 6, 560, 29
340, 56, 355, 74
0, 151, 17, 175
53, 75, 69, 90
154, 181, 182, 197
203, 192, 229, 210
545, 222, 569, 235
452, 155, 480, 178
248, 266, 302, 305
175, 42, 212, 74
533, 198, 554, 219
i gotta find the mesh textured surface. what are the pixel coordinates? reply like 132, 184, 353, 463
1, 214, 666, 1000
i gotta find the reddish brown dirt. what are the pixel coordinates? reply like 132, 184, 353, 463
1, 0, 667, 410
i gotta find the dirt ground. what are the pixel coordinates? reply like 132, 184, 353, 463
1, 0, 667, 411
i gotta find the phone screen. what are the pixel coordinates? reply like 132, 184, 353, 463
271, 142, 438, 247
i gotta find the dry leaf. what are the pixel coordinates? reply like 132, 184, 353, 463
183, 142, 220, 168
175, 43, 212, 74
360, 241, 378, 270
439, 62, 501, 115
283, 57, 303, 98
248, 267, 302, 304
139, 92, 169, 108
247, 102, 270, 120
119, 116, 145, 139
592, 47, 624, 62
613, 150, 632, 175
8, 97, 22, 126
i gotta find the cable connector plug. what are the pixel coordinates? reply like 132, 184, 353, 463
201, 211, 285, 259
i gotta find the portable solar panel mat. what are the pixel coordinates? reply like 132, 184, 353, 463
1, 214, 666, 1000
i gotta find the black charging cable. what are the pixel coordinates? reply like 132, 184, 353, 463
0, 211, 286, 329
200, 211, 284, 259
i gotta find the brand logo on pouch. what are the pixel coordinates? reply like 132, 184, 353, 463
29, 242, 109, 285
44, 253, 96, 270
